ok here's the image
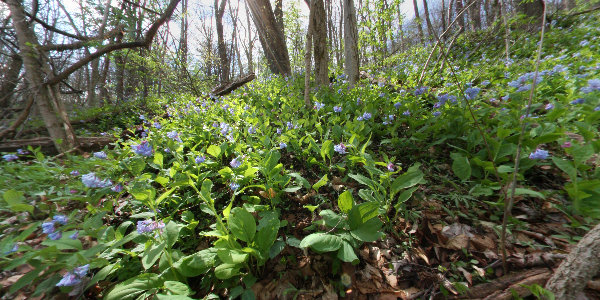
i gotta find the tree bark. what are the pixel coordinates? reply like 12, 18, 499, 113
343, 0, 359, 86
0, 54, 22, 109
246, 0, 291, 75
413, 0, 425, 43
215, 0, 229, 82
304, 0, 316, 108
515, 0, 544, 26
6, 0, 78, 152
86, 0, 112, 107
546, 223, 600, 299
455, 0, 465, 31
422, 0, 435, 40
312, 0, 329, 87
179, 0, 188, 68
469, 0, 482, 30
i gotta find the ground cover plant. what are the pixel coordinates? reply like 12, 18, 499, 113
1, 2, 600, 299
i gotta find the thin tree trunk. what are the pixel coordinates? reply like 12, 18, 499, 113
215, 0, 229, 82
469, 0, 482, 30
455, 0, 465, 31
0, 54, 22, 108
343, 0, 359, 86
422, 0, 435, 40
413, 0, 425, 43
312, 0, 329, 87
304, 0, 316, 108
179, 0, 188, 68
441, 0, 447, 33
86, 0, 112, 107
244, 0, 254, 73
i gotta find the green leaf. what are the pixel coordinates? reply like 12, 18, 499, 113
513, 188, 545, 199
395, 186, 418, 208
164, 281, 191, 296
217, 249, 249, 264
255, 214, 280, 252
337, 190, 354, 213
348, 202, 379, 230
214, 263, 240, 279
156, 295, 194, 300
164, 221, 181, 248
142, 242, 166, 269
321, 140, 333, 161
207, 145, 221, 158
174, 248, 217, 277
451, 154, 471, 181
570, 144, 594, 165
350, 218, 383, 242
228, 207, 256, 243
299, 233, 343, 252
392, 168, 424, 194
153, 152, 163, 169
349, 174, 376, 190
312, 174, 328, 192
155, 187, 176, 206
552, 157, 577, 180
337, 241, 359, 263
42, 238, 83, 250
289, 173, 310, 189
3, 190, 24, 206
200, 179, 214, 204
104, 273, 163, 300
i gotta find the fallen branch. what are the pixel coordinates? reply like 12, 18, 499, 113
457, 268, 551, 299
211, 73, 256, 96
0, 136, 115, 154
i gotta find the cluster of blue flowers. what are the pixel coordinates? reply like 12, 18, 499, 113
248, 126, 256, 134
41, 215, 75, 240
132, 141, 153, 157
508, 72, 543, 92
279, 142, 287, 149
166, 131, 182, 142
2, 154, 18, 162
93, 151, 107, 159
333, 105, 342, 113
581, 79, 600, 94
81, 173, 112, 188
414, 86, 428, 96
382, 115, 394, 125
230, 157, 242, 168
230, 182, 240, 191
56, 264, 89, 287
136, 219, 166, 234
529, 149, 549, 160
334, 143, 347, 154
314, 102, 325, 111
357, 112, 372, 121
195, 156, 206, 164
464, 87, 481, 100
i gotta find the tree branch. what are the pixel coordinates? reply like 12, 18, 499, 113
44, 0, 181, 86
41, 27, 123, 51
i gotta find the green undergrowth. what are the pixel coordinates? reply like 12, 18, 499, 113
1, 11, 599, 299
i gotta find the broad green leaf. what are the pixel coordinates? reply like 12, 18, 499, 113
42, 238, 83, 250
174, 248, 217, 277
299, 233, 343, 252
164, 281, 191, 296
142, 242, 166, 269
392, 168, 424, 194
214, 263, 240, 279
104, 274, 163, 300
3, 190, 24, 206
164, 221, 181, 248
217, 249, 249, 264
207, 145, 221, 158
337, 241, 359, 263
513, 188, 545, 199
312, 174, 328, 192
552, 157, 577, 180
200, 180, 213, 204
394, 186, 418, 211
228, 207, 256, 243
289, 173, 310, 189
255, 214, 280, 252
348, 202, 379, 230
349, 174, 376, 190
350, 217, 384, 242
337, 190, 354, 213
153, 152, 163, 168
321, 140, 333, 161
155, 187, 176, 206
451, 154, 471, 181
319, 210, 345, 229
570, 144, 594, 165
156, 295, 194, 300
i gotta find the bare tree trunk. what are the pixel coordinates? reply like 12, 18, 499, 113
312, 0, 329, 87
343, 0, 359, 86
114, 31, 125, 103
303, 2, 315, 108
179, 0, 188, 68
447, 0, 455, 30
546, 223, 600, 299
516, 0, 544, 26
246, 0, 291, 75
413, 0, 425, 43
86, 0, 112, 107
422, 0, 435, 40
6, 0, 78, 152
274, 0, 284, 34
0, 54, 22, 108
215, 0, 229, 82
491, 0, 501, 25
441, 0, 447, 33
469, 0, 482, 30
244, 0, 255, 73
455, 0, 465, 31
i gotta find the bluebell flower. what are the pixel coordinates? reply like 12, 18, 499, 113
230, 157, 242, 168
394, 102, 401, 109
53, 215, 68, 225
570, 98, 585, 105
73, 265, 89, 278
501, 95, 510, 101
286, 122, 293, 130
333, 106, 342, 112
111, 184, 123, 193
42, 222, 56, 234
403, 110, 411, 116
314, 102, 325, 111
81, 173, 112, 188
93, 151, 107, 159
230, 182, 240, 191
70, 170, 80, 176
433, 102, 442, 109
516, 84, 532, 93
529, 149, 549, 160
379, 92, 385, 98
137, 220, 165, 234
356, 116, 363, 121
387, 163, 395, 171
248, 126, 256, 134
545, 103, 554, 110
362, 112, 372, 120
465, 87, 481, 100
153, 122, 161, 129
276, 128, 282, 134
16, 149, 28, 155
580, 40, 589, 47
357, 98, 362, 105
433, 111, 441, 117
4, 244, 18, 255
2, 154, 18, 162
69, 231, 79, 240
195, 156, 205, 164
132, 141, 153, 157
167, 131, 182, 142
414, 87, 428, 96
481, 80, 490, 86
279, 142, 287, 149
595, 105, 600, 111
48, 232, 62, 240
334, 143, 347, 154
56, 273, 80, 287
581, 79, 600, 93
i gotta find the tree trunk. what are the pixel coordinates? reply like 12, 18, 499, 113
413, 0, 425, 43
515, 0, 544, 26
441, 0, 447, 33
491, 0, 501, 25
303, 1, 315, 108
312, 0, 329, 87
564, 0, 575, 10
6, 0, 78, 152
215, 0, 229, 82
546, 223, 600, 299
179, 0, 188, 68
86, 0, 112, 107
422, 0, 435, 40
274, 0, 284, 34
455, 0, 465, 31
244, 0, 254, 73
343, 0, 359, 86
0, 54, 22, 109
469, 0, 482, 30
246, 0, 291, 75
447, 0, 455, 31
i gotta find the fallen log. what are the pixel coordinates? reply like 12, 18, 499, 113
0, 136, 116, 154
211, 73, 256, 97
457, 268, 551, 299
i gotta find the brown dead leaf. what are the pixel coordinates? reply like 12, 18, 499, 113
413, 247, 430, 265
445, 234, 470, 250
457, 266, 473, 285
0, 274, 24, 289
471, 235, 496, 251
473, 265, 486, 277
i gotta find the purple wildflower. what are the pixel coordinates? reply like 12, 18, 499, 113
132, 141, 153, 157
42, 222, 56, 234
69, 231, 79, 240
93, 151, 107, 159
70, 170, 80, 176
230, 157, 242, 168
195, 156, 205, 164
48, 232, 62, 240
53, 215, 68, 225
167, 131, 182, 142
529, 149, 549, 160
111, 184, 123, 193
81, 173, 112, 188
3, 154, 18, 162
334, 143, 347, 154
333, 106, 342, 112
230, 182, 240, 191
